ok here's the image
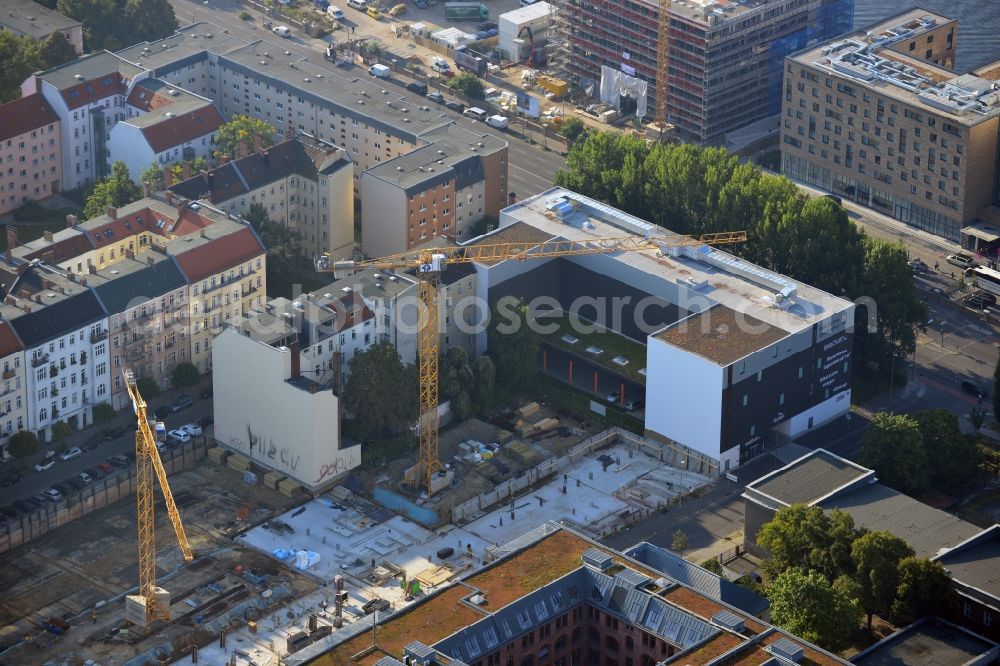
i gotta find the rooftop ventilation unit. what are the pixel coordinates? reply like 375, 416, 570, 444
341, 287, 353, 293
324, 293, 333, 299
688, 246, 798, 300
769, 638, 804, 663
403, 641, 438, 666
711, 610, 745, 633
581, 548, 613, 571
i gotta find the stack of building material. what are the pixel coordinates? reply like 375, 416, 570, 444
517, 402, 540, 419
207, 446, 230, 465
228, 453, 251, 473
533, 417, 559, 434
262, 470, 285, 490
278, 478, 304, 499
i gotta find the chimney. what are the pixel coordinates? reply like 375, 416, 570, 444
43, 230, 53, 243
65, 213, 78, 228
106, 205, 117, 220
80, 278, 87, 286
4, 227, 15, 251
164, 168, 174, 188
125, 248, 135, 259
200, 229, 208, 239
67, 272, 77, 282
175, 197, 187, 215
142, 181, 151, 197
289, 340, 301, 380
88, 264, 97, 275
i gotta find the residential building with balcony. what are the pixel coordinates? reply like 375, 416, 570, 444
169, 134, 355, 259
171, 219, 267, 373
553, 0, 853, 145
22, 51, 146, 189
780, 9, 1000, 241
0, 93, 62, 215
108, 79, 224, 182
0, 262, 110, 441
0, 323, 27, 459
89, 253, 190, 409
0, 0, 83, 54
361, 123, 508, 257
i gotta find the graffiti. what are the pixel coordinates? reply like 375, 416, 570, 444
245, 425, 300, 472
315, 452, 358, 484
229, 435, 248, 452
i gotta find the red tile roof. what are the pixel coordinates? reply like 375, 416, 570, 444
141, 105, 224, 153
21, 229, 93, 264
0, 94, 59, 142
61, 74, 128, 110
172, 227, 264, 282
0, 321, 23, 358
126, 84, 175, 112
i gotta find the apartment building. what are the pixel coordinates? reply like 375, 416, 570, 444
22, 51, 146, 189
361, 123, 508, 256
781, 9, 1000, 241
438, 263, 478, 359
0, 323, 27, 459
170, 219, 267, 373
0, 93, 61, 215
0, 0, 83, 54
0, 262, 111, 442
169, 134, 355, 259
89, 253, 190, 409
109, 79, 224, 182
553, 0, 853, 144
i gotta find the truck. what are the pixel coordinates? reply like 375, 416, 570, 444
454, 46, 487, 76
486, 115, 509, 129
368, 63, 392, 79
444, 2, 488, 21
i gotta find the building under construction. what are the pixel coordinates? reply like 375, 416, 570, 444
551, 0, 853, 145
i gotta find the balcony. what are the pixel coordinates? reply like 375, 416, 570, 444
2, 369, 15, 380
31, 354, 49, 368
90, 330, 108, 344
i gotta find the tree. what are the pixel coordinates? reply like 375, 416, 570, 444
891, 556, 956, 626
858, 412, 929, 495
245, 203, 299, 294
970, 406, 986, 432
671, 529, 688, 554
558, 117, 586, 143
851, 530, 915, 632
91, 402, 116, 424
445, 72, 485, 99
215, 115, 276, 158
471, 355, 496, 414
700, 558, 724, 575
8, 430, 40, 459
343, 341, 417, 439
140, 162, 164, 192
84, 161, 142, 219
52, 421, 73, 442
32, 32, 77, 69
440, 347, 475, 421
0, 32, 40, 103
170, 362, 200, 392
488, 297, 541, 394
136, 376, 161, 400
124, 0, 178, 44
756, 504, 860, 581
58, 0, 175, 51
912, 409, 979, 491
768, 568, 860, 651
979, 443, 1000, 480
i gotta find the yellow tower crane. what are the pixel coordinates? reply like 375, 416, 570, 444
124, 368, 194, 626
654, 0, 673, 137
319, 230, 746, 495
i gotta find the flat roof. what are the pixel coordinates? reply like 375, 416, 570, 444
115, 21, 251, 69
853, 617, 999, 666
746, 448, 870, 507
935, 525, 1000, 604
500, 188, 853, 338
791, 9, 1000, 126
0, 0, 80, 39
36, 50, 143, 92
655, 305, 789, 366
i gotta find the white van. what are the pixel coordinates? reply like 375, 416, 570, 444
347, 0, 367, 9
368, 63, 391, 79
431, 56, 451, 73
272, 25, 291, 37
486, 115, 509, 129
464, 107, 488, 121
327, 5, 346, 19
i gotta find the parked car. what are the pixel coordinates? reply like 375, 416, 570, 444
181, 423, 203, 437
477, 20, 497, 30
387, 2, 406, 15
822, 193, 842, 205
168, 429, 191, 444
34, 460, 55, 472
200, 388, 213, 400
59, 447, 83, 461
0, 472, 21, 486
907, 258, 928, 272
171, 395, 194, 412
107, 454, 132, 468
947, 253, 976, 269
960, 379, 987, 400
87, 466, 106, 480
95, 462, 114, 475
154, 406, 172, 420
426, 91, 445, 103
366, 5, 380, 18
605, 391, 620, 403
14, 498, 40, 513
43, 488, 63, 502
53, 482, 73, 496
406, 81, 428, 96
272, 25, 291, 37
444, 100, 464, 113
77, 471, 93, 485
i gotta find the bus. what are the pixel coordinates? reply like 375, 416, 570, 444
967, 265, 1000, 298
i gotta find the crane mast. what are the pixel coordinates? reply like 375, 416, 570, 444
319, 230, 747, 495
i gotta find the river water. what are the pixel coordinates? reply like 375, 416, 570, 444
853, 0, 1000, 72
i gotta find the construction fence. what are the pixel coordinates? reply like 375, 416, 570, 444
0, 440, 208, 556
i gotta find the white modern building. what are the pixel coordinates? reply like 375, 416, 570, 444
467, 188, 855, 471
211, 326, 361, 491
498, 1, 551, 63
